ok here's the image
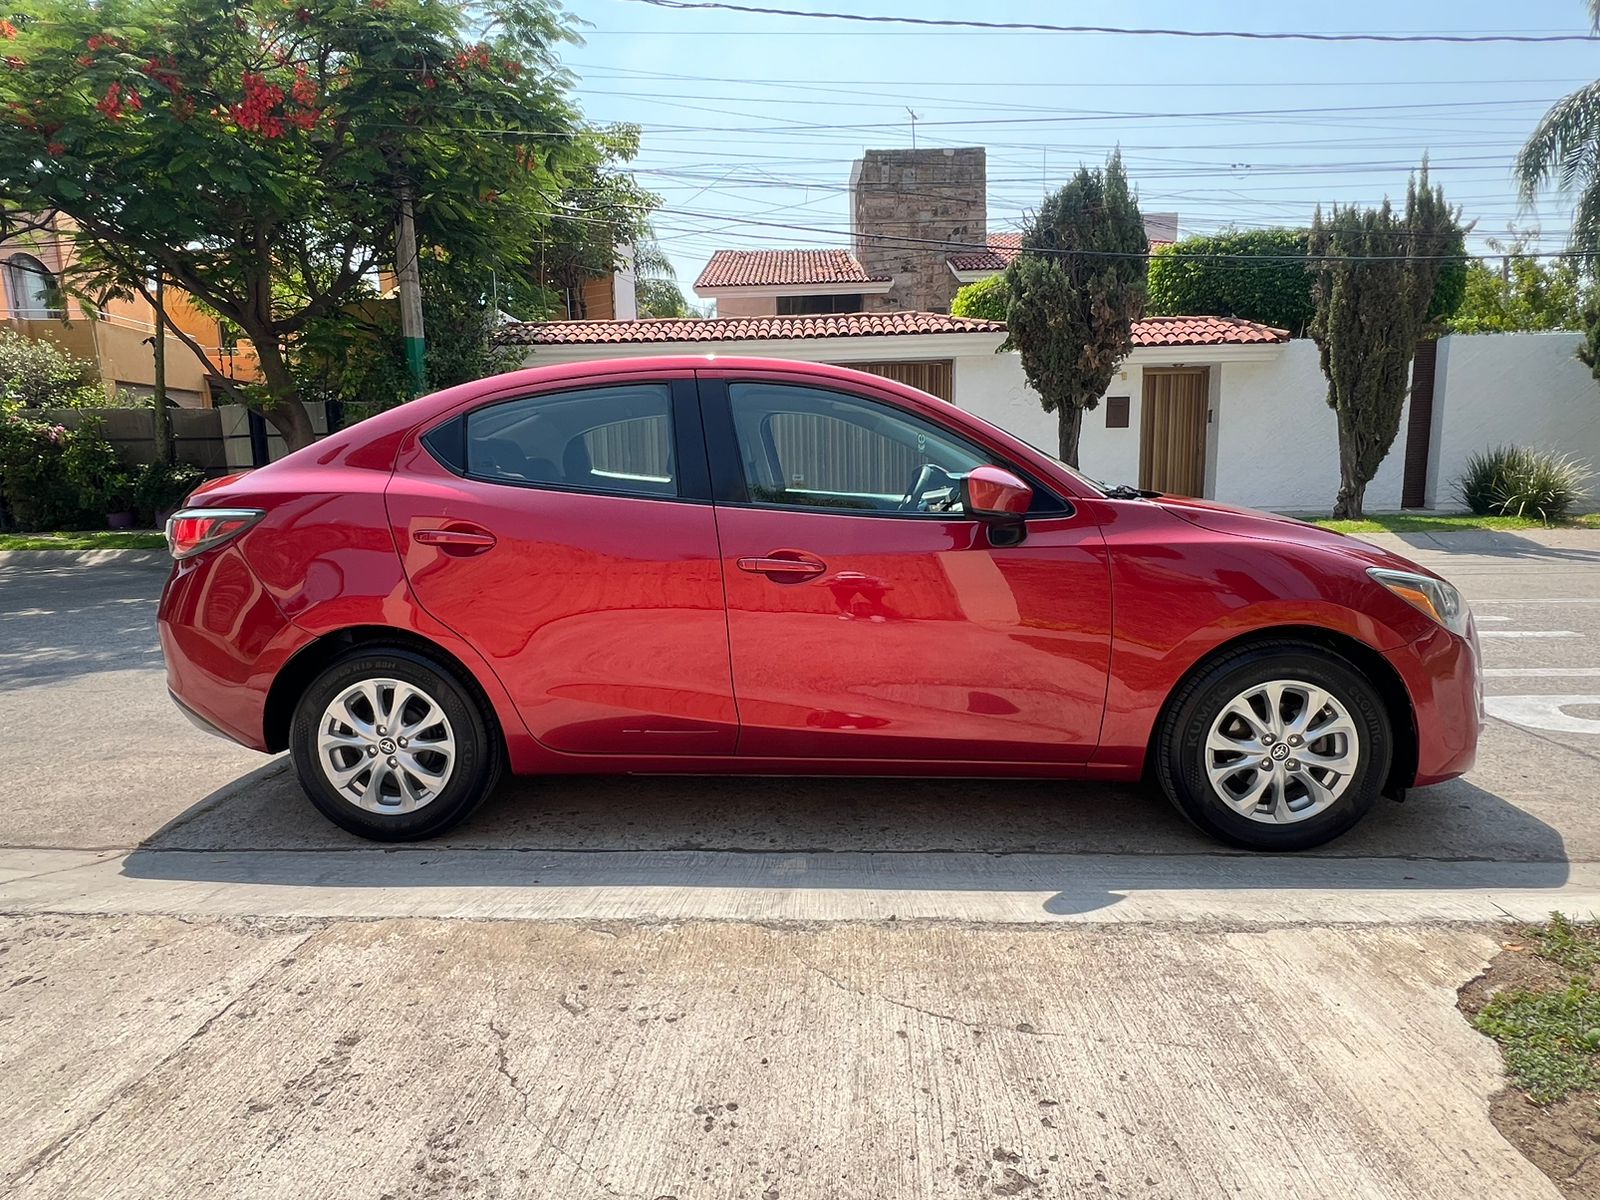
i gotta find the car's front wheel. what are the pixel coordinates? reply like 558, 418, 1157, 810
1155, 641, 1392, 851
289, 647, 501, 841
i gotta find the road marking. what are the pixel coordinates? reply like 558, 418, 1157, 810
1485, 667, 1600, 677
1485, 694, 1600, 734
1479, 630, 1581, 639
1471, 598, 1600, 604
1474, 614, 1511, 623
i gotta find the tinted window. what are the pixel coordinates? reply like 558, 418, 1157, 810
727, 383, 991, 514
465, 384, 676, 497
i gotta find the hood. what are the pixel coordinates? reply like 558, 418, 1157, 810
1151, 494, 1435, 575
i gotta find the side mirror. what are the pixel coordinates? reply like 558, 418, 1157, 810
961, 465, 1033, 520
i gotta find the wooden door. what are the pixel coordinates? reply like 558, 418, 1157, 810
1139, 368, 1209, 497
846, 359, 954, 401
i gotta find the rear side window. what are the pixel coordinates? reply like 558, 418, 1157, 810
460, 384, 677, 498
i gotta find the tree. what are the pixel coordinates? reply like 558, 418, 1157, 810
631, 231, 689, 318
1003, 151, 1147, 467
1517, 1, 1600, 259
1450, 236, 1587, 333
0, 0, 651, 450
950, 273, 1007, 321
1308, 164, 1463, 519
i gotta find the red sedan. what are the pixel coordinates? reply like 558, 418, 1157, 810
159, 357, 1481, 851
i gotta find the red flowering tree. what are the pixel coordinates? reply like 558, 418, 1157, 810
0, 0, 651, 448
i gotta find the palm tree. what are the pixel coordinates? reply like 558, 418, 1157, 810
1517, 1, 1600, 254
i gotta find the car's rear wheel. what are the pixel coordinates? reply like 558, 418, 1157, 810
1154, 641, 1392, 851
289, 648, 500, 841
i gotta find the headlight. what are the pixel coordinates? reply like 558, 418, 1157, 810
1368, 568, 1470, 637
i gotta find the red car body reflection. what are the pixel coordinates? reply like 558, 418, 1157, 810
158, 357, 1480, 803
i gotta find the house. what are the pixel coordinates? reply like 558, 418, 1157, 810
497, 309, 1308, 501
1, 215, 260, 407
694, 147, 1178, 317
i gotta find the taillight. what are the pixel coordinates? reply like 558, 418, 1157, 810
165, 508, 265, 559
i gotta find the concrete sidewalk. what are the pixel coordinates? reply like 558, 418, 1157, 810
0, 915, 1559, 1200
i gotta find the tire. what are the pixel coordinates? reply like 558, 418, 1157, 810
289, 647, 502, 842
1154, 640, 1392, 852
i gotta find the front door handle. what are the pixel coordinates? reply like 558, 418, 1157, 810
737, 550, 827, 582
414, 525, 497, 556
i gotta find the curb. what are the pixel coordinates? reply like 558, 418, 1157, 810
0, 548, 170, 569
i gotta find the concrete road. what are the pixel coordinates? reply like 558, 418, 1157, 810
3, 529, 1599, 1198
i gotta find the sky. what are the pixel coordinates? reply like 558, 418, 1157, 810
558, 0, 1600, 297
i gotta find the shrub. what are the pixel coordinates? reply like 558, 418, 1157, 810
0, 329, 104, 410
0, 413, 124, 530
1455, 445, 1592, 523
950, 274, 1009, 322
131, 461, 206, 524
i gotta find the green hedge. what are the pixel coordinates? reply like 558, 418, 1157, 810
951, 273, 1009, 321
1147, 229, 1315, 333
1148, 226, 1465, 334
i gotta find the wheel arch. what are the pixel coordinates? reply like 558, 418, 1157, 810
264, 626, 505, 757
1144, 625, 1417, 797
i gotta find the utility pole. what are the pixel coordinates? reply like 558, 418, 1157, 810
396, 185, 426, 397
152, 271, 172, 466
906, 107, 920, 149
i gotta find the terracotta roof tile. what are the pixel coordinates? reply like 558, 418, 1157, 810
947, 232, 1021, 273
1131, 315, 1290, 347
694, 249, 889, 289
498, 312, 1289, 349
498, 311, 1007, 346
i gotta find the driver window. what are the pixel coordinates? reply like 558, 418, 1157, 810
727, 382, 991, 514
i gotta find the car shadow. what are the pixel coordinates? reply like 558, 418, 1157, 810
120, 763, 1571, 915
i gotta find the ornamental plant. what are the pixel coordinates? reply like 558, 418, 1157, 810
1003, 151, 1148, 467
0, 0, 654, 450
1308, 163, 1465, 519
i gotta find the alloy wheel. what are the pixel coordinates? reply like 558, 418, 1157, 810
1203, 679, 1360, 825
315, 678, 457, 813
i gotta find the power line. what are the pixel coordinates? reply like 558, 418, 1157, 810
617, 0, 1600, 44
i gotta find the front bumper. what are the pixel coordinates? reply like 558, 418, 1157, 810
1383, 622, 1483, 787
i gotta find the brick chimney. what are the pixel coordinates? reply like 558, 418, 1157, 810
849, 147, 986, 314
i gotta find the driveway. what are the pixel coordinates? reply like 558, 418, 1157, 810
3, 529, 1599, 1198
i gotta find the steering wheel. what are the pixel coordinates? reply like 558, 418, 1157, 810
897, 463, 954, 512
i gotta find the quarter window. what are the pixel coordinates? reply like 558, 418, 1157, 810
463, 384, 677, 498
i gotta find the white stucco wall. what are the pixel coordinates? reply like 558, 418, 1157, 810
1428, 333, 1600, 508
523, 329, 1595, 515
957, 342, 1411, 511
1208, 341, 1407, 513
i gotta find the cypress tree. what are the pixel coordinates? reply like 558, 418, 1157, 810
1308, 164, 1461, 518
1004, 151, 1148, 467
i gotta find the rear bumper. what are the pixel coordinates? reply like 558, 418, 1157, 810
1384, 623, 1483, 787
157, 545, 310, 752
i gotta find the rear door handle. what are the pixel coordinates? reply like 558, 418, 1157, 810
414, 526, 497, 555
737, 550, 826, 582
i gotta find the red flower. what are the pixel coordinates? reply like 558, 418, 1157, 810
96, 80, 122, 117
4, 55, 24, 71
125, 87, 141, 111
46, 141, 64, 156
77, 54, 93, 66
0, 19, 18, 39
